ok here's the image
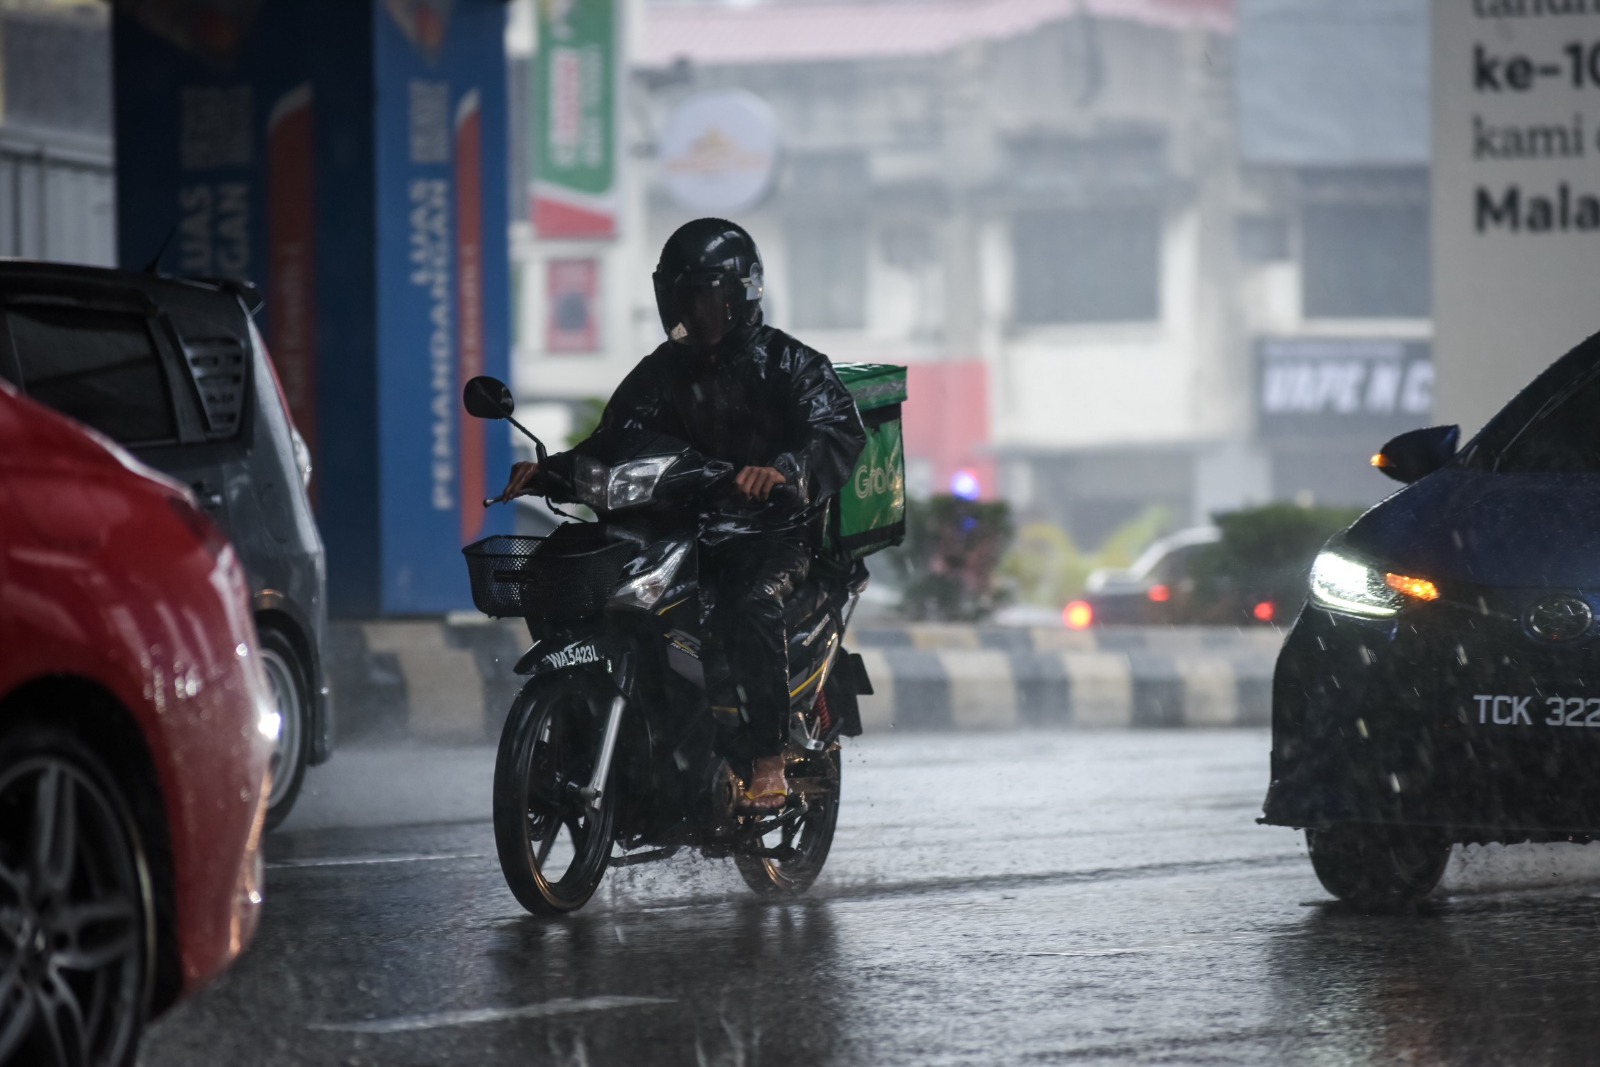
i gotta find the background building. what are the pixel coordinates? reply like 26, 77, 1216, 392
0, 0, 114, 267
510, 0, 1434, 555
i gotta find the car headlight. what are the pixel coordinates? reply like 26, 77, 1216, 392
1310, 551, 1401, 617
1309, 551, 1440, 618
573, 456, 673, 511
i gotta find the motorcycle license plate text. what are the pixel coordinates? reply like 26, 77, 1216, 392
1473, 694, 1600, 727
543, 642, 602, 671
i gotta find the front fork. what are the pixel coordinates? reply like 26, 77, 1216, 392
577, 651, 633, 811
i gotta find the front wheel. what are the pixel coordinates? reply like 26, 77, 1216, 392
0, 723, 154, 1067
1306, 824, 1451, 910
258, 628, 310, 832
734, 745, 841, 897
493, 674, 618, 915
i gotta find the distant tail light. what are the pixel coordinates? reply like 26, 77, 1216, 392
1252, 600, 1275, 623
1063, 600, 1094, 630
1147, 584, 1171, 603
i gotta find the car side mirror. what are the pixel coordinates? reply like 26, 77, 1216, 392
1372, 424, 1460, 484
463, 376, 514, 420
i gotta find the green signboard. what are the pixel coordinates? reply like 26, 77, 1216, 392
532, 0, 616, 237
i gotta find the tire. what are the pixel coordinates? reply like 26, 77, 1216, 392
0, 723, 155, 1067
258, 628, 310, 833
735, 745, 841, 897
493, 674, 618, 915
1306, 824, 1451, 910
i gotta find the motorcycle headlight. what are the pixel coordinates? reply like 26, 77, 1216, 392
611, 542, 690, 610
603, 457, 673, 510
1309, 551, 1402, 618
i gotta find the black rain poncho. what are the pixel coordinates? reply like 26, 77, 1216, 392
594, 325, 867, 545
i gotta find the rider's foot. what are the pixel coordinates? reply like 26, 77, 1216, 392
738, 754, 789, 813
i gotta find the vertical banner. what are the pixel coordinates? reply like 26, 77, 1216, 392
114, 0, 512, 616
1434, 6, 1600, 433
546, 258, 600, 352
376, 0, 513, 613
532, 0, 617, 237
456, 88, 487, 543
267, 82, 318, 476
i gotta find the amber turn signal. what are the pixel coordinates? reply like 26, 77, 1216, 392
1385, 572, 1440, 601
1370, 453, 1390, 469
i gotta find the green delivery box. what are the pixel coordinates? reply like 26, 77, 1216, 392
832, 363, 907, 558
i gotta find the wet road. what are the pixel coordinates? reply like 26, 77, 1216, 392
140, 730, 1600, 1066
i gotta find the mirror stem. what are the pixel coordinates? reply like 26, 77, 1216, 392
505, 414, 549, 465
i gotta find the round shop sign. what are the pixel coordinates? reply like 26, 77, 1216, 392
659, 90, 780, 214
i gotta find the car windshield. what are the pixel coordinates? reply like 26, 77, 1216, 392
1458, 346, 1600, 474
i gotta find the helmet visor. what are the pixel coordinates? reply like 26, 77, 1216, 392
663, 271, 740, 348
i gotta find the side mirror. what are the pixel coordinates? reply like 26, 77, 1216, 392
1372, 424, 1460, 484
463, 376, 514, 420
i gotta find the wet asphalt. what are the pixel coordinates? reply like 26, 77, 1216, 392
137, 729, 1600, 1066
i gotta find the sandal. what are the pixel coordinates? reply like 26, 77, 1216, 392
737, 788, 789, 814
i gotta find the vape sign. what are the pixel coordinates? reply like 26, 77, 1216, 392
1257, 338, 1434, 440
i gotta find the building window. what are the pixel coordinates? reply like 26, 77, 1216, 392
787, 220, 867, 330
1236, 214, 1291, 264
1301, 202, 1430, 318
1012, 206, 1162, 325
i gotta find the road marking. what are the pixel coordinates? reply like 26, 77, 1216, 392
308, 996, 674, 1034
1011, 934, 1261, 959
267, 853, 487, 870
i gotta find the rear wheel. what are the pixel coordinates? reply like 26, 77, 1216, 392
0, 723, 154, 1067
1306, 825, 1451, 910
493, 675, 618, 915
258, 628, 310, 832
734, 746, 841, 897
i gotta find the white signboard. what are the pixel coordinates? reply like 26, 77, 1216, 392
659, 90, 780, 214
1434, 4, 1600, 433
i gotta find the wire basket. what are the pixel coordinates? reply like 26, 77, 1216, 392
462, 528, 634, 621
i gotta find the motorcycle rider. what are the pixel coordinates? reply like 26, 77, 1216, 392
500, 218, 866, 812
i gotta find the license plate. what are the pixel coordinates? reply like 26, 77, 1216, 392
1472, 693, 1600, 728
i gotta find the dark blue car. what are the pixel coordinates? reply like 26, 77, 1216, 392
1263, 330, 1600, 908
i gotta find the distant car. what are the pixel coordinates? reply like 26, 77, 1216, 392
1074, 526, 1225, 627
1264, 329, 1600, 908
0, 262, 331, 828
0, 383, 273, 1064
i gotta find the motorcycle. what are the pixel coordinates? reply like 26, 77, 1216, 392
460, 376, 874, 914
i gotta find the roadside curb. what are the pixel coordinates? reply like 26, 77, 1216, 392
328, 620, 1282, 745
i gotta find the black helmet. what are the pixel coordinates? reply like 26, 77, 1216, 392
653, 218, 765, 353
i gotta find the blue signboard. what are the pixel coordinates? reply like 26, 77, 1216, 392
114, 0, 512, 617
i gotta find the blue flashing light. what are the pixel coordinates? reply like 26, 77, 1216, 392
950, 469, 981, 501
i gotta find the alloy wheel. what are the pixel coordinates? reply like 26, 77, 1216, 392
0, 752, 149, 1067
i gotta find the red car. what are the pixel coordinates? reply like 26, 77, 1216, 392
0, 382, 273, 1065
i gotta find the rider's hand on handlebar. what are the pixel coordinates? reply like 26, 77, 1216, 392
499, 461, 541, 503
734, 466, 787, 501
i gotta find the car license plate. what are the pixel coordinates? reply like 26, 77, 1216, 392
1472, 693, 1600, 727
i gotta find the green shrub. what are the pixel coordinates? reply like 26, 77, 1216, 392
998, 505, 1175, 606
883, 495, 1014, 621
1187, 503, 1365, 623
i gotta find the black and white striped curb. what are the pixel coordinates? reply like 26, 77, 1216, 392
327, 620, 1283, 745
